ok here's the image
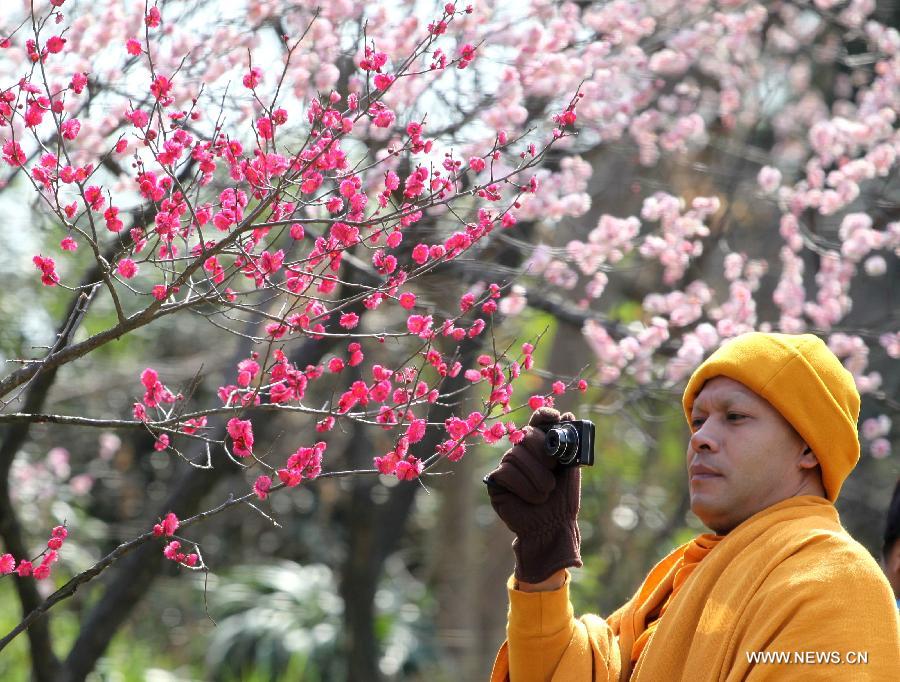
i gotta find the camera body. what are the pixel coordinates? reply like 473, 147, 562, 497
544, 419, 595, 467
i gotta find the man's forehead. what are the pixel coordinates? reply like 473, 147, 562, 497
692, 376, 760, 409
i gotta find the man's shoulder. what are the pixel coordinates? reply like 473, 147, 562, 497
725, 515, 900, 672
756, 521, 888, 592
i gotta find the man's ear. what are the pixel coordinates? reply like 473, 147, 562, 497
798, 444, 819, 470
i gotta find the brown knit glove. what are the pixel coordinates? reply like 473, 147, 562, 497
484, 407, 582, 583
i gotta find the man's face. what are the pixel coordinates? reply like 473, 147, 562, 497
686, 376, 815, 534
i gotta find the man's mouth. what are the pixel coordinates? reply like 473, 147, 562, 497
689, 464, 722, 480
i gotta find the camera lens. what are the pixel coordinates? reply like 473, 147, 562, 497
545, 423, 579, 465
546, 430, 561, 453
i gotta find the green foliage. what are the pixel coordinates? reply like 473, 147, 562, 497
203, 561, 342, 681
200, 560, 436, 681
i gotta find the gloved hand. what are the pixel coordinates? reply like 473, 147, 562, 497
484, 407, 582, 583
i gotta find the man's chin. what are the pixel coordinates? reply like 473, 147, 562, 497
690, 497, 729, 532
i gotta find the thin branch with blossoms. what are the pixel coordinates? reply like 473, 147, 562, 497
0, 467, 378, 653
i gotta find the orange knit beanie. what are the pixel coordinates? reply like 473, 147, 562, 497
682, 332, 861, 501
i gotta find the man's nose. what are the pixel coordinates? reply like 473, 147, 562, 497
690, 421, 719, 453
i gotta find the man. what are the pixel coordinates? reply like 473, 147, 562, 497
884, 479, 900, 609
486, 332, 900, 681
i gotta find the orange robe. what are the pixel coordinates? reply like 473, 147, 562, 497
490, 496, 900, 681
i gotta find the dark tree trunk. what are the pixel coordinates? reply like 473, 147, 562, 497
0, 271, 106, 682
338, 414, 384, 682
431, 445, 478, 678
335, 332, 485, 680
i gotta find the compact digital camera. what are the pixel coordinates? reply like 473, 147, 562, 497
544, 419, 595, 467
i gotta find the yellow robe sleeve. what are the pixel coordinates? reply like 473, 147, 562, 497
490, 572, 622, 682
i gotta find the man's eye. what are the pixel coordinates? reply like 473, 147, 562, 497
691, 418, 705, 429
727, 413, 745, 421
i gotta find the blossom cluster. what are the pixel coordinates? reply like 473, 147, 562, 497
1, 525, 68, 580
152, 512, 199, 568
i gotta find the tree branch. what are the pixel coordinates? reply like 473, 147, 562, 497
0, 466, 375, 655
